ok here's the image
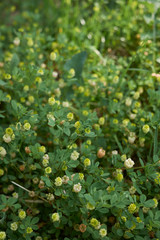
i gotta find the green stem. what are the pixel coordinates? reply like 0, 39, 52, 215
106, 161, 159, 171
153, 5, 156, 72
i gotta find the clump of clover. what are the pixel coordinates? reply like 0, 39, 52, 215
0, 1, 160, 240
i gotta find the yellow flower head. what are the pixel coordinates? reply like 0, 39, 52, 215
23, 123, 31, 131
50, 52, 56, 61
84, 158, 91, 167
99, 117, 105, 125
99, 228, 107, 237
5, 128, 13, 136
26, 227, 33, 234
51, 212, 60, 222
0, 232, 6, 240
45, 167, 52, 174
48, 97, 56, 105
55, 177, 62, 186
142, 124, 150, 134
5, 73, 11, 80
90, 218, 101, 229
67, 112, 74, 121
128, 203, 136, 214
39, 146, 46, 153
86, 202, 95, 210
68, 68, 75, 78
18, 209, 26, 220
79, 173, 84, 180
74, 121, 81, 128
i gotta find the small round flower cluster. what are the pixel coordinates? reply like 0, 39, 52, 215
67, 112, 74, 121
73, 183, 82, 193
10, 222, 18, 231
3, 127, 15, 143
68, 68, 75, 78
51, 212, 60, 222
142, 124, 150, 134
46, 193, 55, 201
26, 227, 33, 234
45, 167, 52, 174
18, 209, 26, 220
99, 228, 107, 237
86, 202, 95, 210
84, 158, 91, 167
55, 177, 63, 186
124, 158, 135, 169
23, 122, 31, 131
97, 148, 106, 158
0, 232, 6, 240
90, 218, 101, 229
39, 146, 46, 153
115, 169, 123, 182
0, 146, 7, 158
48, 96, 56, 105
71, 150, 79, 161
128, 203, 137, 214
42, 154, 50, 167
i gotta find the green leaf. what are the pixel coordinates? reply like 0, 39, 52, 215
155, 211, 160, 219
97, 208, 109, 213
48, 118, 55, 127
85, 132, 96, 137
157, 230, 160, 238
0, 212, 6, 225
64, 51, 87, 79
139, 158, 144, 167
14, 203, 21, 209
148, 210, 154, 219
153, 155, 159, 163
11, 100, 18, 112
152, 220, 160, 228
87, 226, 94, 234
135, 236, 144, 240
0, 90, 7, 102
140, 194, 146, 203
0, 114, 5, 118
84, 194, 95, 205
144, 14, 153, 24
1, 195, 7, 204
41, 176, 52, 187
80, 207, 87, 214
0, 205, 5, 210
68, 160, 79, 168
144, 199, 155, 208
86, 176, 93, 185
55, 189, 62, 196
110, 193, 118, 205
153, 126, 158, 156
116, 229, 123, 236
7, 197, 17, 206
20, 224, 25, 229
0, 80, 6, 86
31, 217, 39, 225
64, 127, 70, 136
114, 135, 123, 152
125, 220, 134, 230
10, 53, 19, 72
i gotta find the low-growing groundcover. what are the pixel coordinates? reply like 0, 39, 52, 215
0, 0, 160, 239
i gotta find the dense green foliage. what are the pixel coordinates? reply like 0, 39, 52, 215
0, 0, 160, 239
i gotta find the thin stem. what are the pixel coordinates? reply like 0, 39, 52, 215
11, 181, 49, 203
106, 161, 159, 171
153, 4, 156, 72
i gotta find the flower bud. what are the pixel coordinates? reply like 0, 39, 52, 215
97, 148, 106, 158
25, 147, 31, 154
